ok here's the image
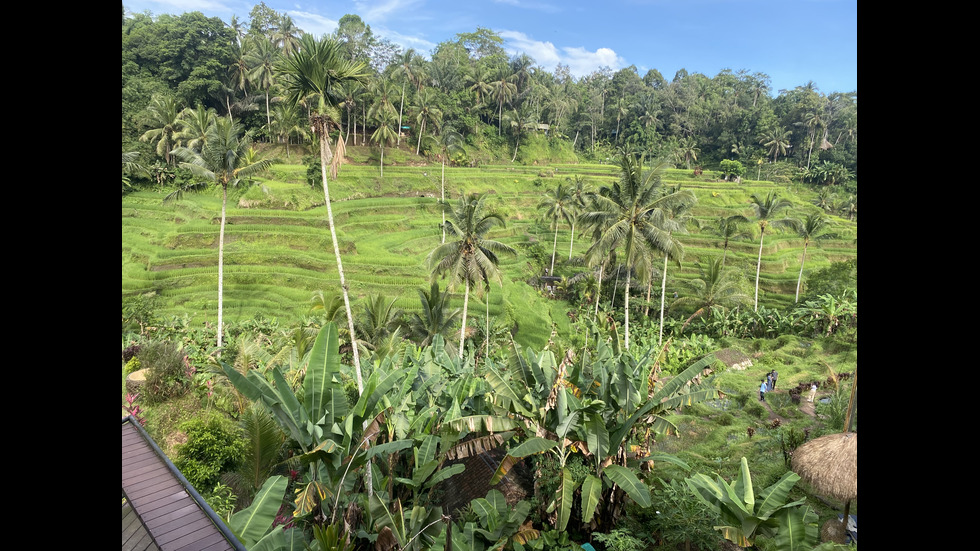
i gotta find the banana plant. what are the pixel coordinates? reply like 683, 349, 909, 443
686, 456, 817, 549
489, 339, 721, 532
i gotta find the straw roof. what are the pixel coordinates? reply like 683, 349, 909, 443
791, 432, 857, 502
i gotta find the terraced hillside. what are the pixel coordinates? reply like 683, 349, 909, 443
122, 153, 857, 348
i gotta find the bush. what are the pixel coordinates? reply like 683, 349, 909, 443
124, 357, 142, 375
715, 412, 735, 426
173, 415, 247, 492
138, 339, 191, 404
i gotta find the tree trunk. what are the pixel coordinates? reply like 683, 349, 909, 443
624, 270, 631, 350
659, 253, 668, 348
754, 227, 766, 311
795, 240, 809, 303
316, 123, 362, 391
568, 221, 575, 260
218, 183, 227, 351
550, 225, 558, 274
459, 279, 469, 359
441, 161, 446, 244
397, 83, 405, 146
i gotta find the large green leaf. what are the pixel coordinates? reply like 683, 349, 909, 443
580, 474, 602, 524
508, 437, 559, 457
305, 323, 345, 424
228, 475, 288, 546
602, 464, 650, 508
556, 469, 580, 531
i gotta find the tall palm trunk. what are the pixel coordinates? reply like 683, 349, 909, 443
568, 222, 575, 260
459, 280, 470, 358
594, 261, 605, 321
550, 225, 559, 274
218, 183, 227, 351
397, 83, 405, 146
659, 253, 669, 347
795, 240, 810, 303
441, 161, 446, 244
754, 226, 766, 312
624, 271, 631, 350
316, 123, 362, 391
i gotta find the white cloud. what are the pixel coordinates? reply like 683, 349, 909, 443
498, 30, 625, 79
286, 10, 339, 38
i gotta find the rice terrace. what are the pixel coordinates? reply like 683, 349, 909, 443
122, 4, 857, 551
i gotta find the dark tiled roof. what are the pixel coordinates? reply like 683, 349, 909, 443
122, 416, 246, 551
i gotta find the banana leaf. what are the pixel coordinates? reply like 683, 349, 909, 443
228, 475, 288, 547
580, 474, 603, 524
602, 464, 650, 507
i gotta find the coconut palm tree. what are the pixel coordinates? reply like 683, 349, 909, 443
371, 109, 398, 179
490, 70, 518, 136
537, 182, 576, 275
717, 214, 751, 267
140, 94, 183, 166
406, 281, 461, 354
246, 36, 279, 137
794, 212, 832, 303
427, 124, 465, 244
413, 87, 443, 156
760, 127, 792, 163
579, 150, 694, 351
749, 190, 798, 311
277, 33, 369, 389
427, 193, 516, 358
669, 256, 749, 332
176, 103, 217, 152
651, 198, 697, 347
168, 117, 273, 351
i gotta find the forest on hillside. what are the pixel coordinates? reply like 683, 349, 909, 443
122, 3, 857, 190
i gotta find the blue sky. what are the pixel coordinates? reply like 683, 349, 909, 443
123, 0, 857, 96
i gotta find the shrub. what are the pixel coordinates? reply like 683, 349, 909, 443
138, 339, 190, 404
124, 357, 142, 375
592, 529, 645, 551
715, 412, 735, 426
173, 415, 247, 492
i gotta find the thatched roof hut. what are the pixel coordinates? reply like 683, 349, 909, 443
791, 432, 857, 501
792, 431, 857, 543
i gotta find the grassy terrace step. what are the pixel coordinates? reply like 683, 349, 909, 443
124, 159, 855, 346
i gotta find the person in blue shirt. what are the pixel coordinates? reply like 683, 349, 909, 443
760, 379, 768, 401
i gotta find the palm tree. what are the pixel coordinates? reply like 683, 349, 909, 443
760, 127, 792, 163
176, 103, 217, 152
140, 94, 183, 166
278, 33, 369, 390
427, 193, 517, 358
669, 256, 749, 332
168, 118, 273, 351
717, 214, 751, 267
794, 212, 832, 303
272, 14, 303, 57
430, 125, 465, 244
490, 70, 518, 136
413, 88, 443, 156
246, 36, 279, 138
270, 101, 308, 158
537, 182, 576, 275
566, 175, 591, 260
371, 109, 398, 179
652, 198, 697, 347
579, 150, 694, 350
406, 281, 461, 353
749, 190, 798, 311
